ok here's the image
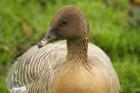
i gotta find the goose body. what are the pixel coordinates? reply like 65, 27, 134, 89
7, 6, 120, 93
7, 41, 119, 93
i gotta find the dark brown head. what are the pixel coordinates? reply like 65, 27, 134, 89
38, 5, 89, 48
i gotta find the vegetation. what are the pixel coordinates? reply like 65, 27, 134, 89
0, 0, 140, 93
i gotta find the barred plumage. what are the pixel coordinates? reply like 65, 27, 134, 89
7, 41, 66, 93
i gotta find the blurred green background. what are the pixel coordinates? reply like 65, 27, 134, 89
0, 0, 140, 93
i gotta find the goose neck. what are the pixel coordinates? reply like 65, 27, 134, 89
66, 37, 88, 64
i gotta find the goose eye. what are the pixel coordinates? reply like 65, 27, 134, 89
61, 19, 68, 26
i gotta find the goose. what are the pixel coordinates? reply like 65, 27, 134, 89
7, 5, 120, 93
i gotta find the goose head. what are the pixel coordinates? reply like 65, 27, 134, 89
38, 5, 88, 48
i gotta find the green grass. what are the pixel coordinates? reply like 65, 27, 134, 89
0, 0, 140, 93
114, 60, 140, 93
0, 76, 9, 93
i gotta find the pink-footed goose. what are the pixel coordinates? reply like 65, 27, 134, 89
7, 5, 120, 93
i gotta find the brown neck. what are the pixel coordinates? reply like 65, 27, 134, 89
66, 37, 88, 65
